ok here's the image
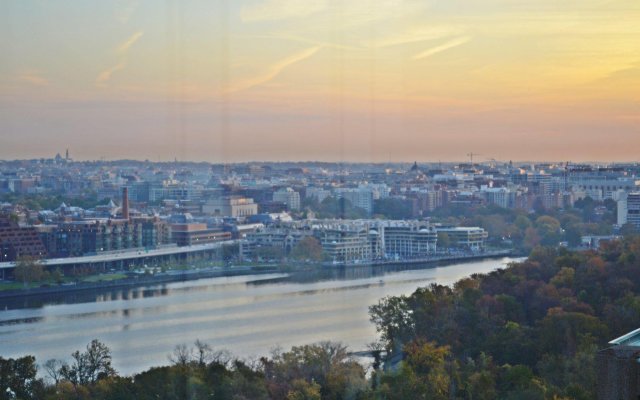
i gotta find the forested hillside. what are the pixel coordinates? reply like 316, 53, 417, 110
369, 238, 640, 399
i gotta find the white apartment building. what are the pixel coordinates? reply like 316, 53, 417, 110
242, 219, 481, 263
569, 177, 639, 200
333, 188, 374, 214
618, 192, 640, 229
273, 187, 301, 211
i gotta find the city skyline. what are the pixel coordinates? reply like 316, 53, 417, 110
2, 0, 640, 162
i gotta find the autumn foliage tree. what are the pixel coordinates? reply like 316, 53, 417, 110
369, 240, 640, 398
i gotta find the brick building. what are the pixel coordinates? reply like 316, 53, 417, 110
0, 214, 47, 262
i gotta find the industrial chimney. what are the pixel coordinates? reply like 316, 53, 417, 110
122, 187, 129, 220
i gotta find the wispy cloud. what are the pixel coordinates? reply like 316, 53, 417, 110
241, 0, 326, 22
96, 31, 144, 87
412, 36, 470, 60
226, 46, 322, 94
244, 33, 360, 51
117, 31, 144, 53
15, 71, 49, 87
96, 62, 127, 87
374, 26, 465, 48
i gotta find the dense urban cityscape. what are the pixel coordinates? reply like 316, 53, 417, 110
2, 154, 637, 273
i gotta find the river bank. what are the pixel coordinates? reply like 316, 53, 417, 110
0, 250, 515, 300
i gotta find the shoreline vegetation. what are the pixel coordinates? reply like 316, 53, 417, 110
4, 239, 640, 399
0, 250, 513, 299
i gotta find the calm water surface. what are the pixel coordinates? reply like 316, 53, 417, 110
0, 257, 518, 375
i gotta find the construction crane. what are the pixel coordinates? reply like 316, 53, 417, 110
467, 152, 481, 164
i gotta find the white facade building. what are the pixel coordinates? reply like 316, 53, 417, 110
273, 188, 301, 211
242, 219, 485, 263
202, 196, 258, 217
620, 192, 640, 229
306, 187, 331, 203
334, 188, 374, 214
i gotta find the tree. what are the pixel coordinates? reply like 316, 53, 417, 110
51, 267, 64, 284
289, 237, 324, 262
194, 339, 212, 366
535, 216, 561, 246
222, 243, 239, 262
60, 339, 117, 386
43, 358, 64, 385
262, 342, 367, 400
619, 222, 637, 237
13, 256, 46, 287
574, 197, 596, 221
193, 339, 232, 367
437, 233, 451, 250
563, 223, 583, 247
376, 341, 456, 400
169, 343, 193, 367
369, 295, 415, 353
514, 215, 532, 231
253, 245, 285, 262
0, 356, 44, 400
286, 379, 322, 400
523, 227, 541, 251
403, 340, 455, 399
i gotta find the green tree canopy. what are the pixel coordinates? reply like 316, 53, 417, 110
13, 256, 46, 287
289, 237, 324, 262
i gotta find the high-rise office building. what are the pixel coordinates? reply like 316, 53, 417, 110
619, 192, 640, 229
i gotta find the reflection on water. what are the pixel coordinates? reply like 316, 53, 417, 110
0, 257, 518, 376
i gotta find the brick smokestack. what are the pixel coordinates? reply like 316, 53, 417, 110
122, 187, 129, 220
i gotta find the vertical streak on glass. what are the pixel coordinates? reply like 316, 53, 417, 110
1, 2, 15, 137
219, 0, 230, 165
178, 1, 187, 162
368, 0, 377, 164
165, 0, 177, 162
330, 1, 346, 216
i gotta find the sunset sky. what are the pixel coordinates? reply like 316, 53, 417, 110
1, 0, 639, 162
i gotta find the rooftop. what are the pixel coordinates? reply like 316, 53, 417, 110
609, 327, 640, 347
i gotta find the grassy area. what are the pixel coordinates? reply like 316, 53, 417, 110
81, 273, 128, 283
0, 260, 275, 292
0, 273, 129, 291
0, 281, 39, 291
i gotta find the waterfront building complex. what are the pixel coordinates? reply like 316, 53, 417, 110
242, 220, 484, 263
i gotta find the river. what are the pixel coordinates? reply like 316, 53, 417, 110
0, 257, 519, 375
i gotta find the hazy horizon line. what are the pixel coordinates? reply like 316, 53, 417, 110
1, 157, 638, 166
